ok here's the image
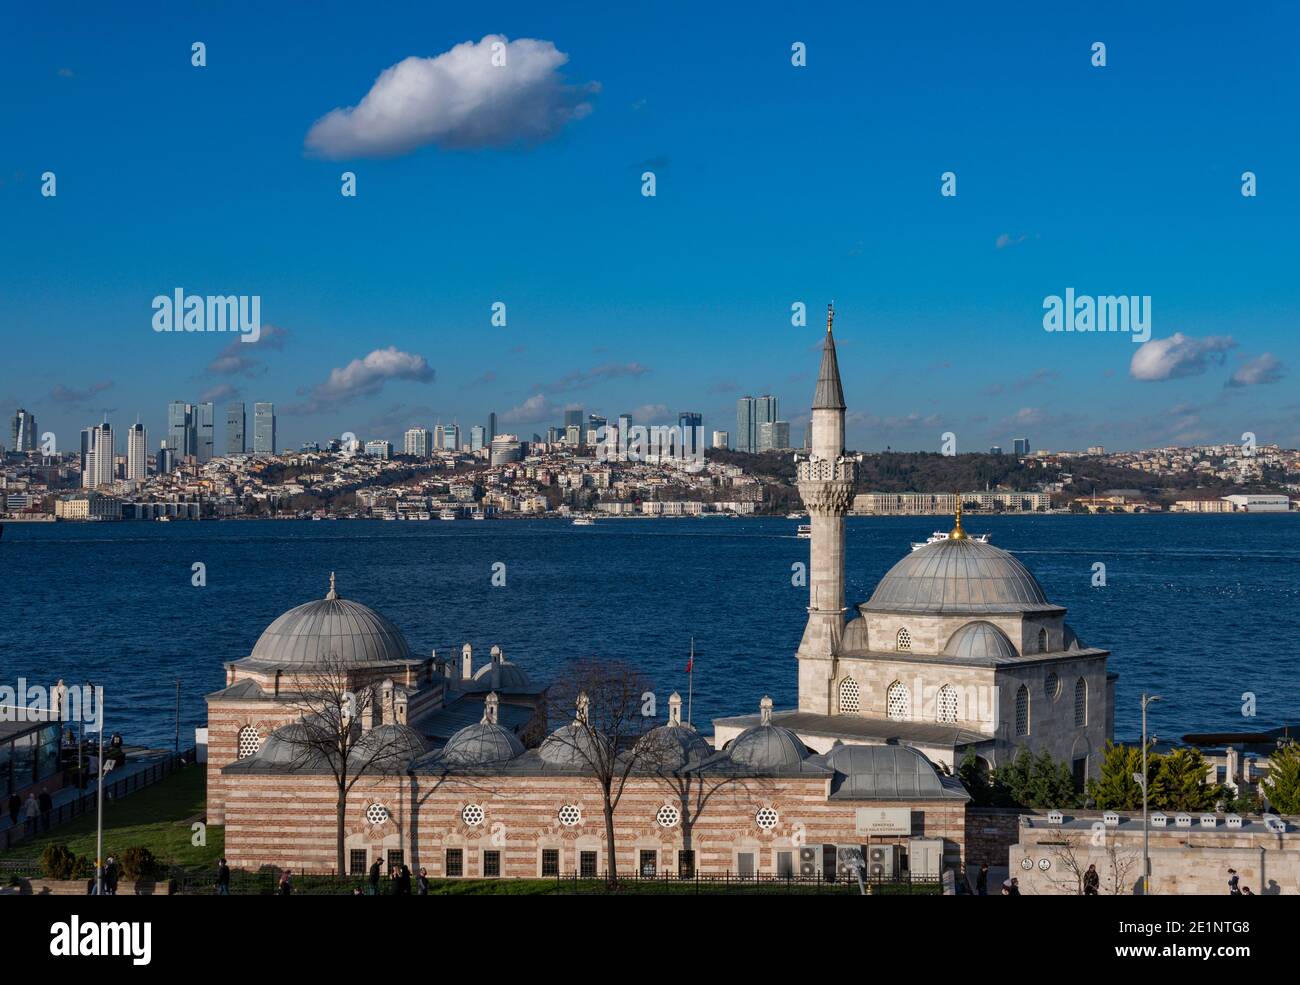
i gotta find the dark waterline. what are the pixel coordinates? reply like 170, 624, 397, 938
1, 514, 1297, 749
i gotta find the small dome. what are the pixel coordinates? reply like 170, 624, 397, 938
439, 721, 524, 766
840, 615, 869, 654
351, 723, 429, 770
821, 743, 947, 798
250, 722, 330, 768
248, 575, 413, 668
469, 659, 534, 693
863, 538, 1052, 615
727, 724, 808, 769
943, 621, 1019, 661
637, 724, 712, 769
539, 723, 600, 766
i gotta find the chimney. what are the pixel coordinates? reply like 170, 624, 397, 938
575, 691, 590, 725
394, 693, 408, 726
483, 691, 500, 725
759, 695, 773, 726
274, 669, 282, 697
491, 644, 503, 666
461, 643, 473, 681
361, 687, 377, 730
668, 692, 682, 726
381, 679, 395, 724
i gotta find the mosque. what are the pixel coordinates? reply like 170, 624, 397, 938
206, 306, 1113, 881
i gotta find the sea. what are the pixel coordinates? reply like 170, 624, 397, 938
1, 514, 1296, 749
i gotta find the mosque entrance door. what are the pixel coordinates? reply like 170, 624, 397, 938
737, 852, 755, 879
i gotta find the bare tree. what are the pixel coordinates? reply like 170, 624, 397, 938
1044, 836, 1087, 895
544, 657, 669, 884
279, 655, 414, 876
1103, 838, 1141, 895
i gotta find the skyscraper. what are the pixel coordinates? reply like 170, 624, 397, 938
405, 427, 433, 457
1013, 437, 1031, 456
755, 395, 779, 447
736, 396, 756, 453
487, 412, 497, 443
10, 409, 37, 452
585, 415, 606, 446
168, 402, 196, 458
83, 422, 114, 488
254, 403, 276, 454
226, 403, 246, 455
443, 424, 460, 450
127, 422, 147, 480
564, 409, 583, 431
758, 420, 791, 452
470, 425, 486, 451
617, 413, 632, 441
157, 441, 175, 474
79, 428, 92, 476
196, 402, 215, 462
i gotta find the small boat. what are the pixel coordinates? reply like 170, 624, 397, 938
156, 516, 171, 522
786, 511, 805, 519
439, 508, 457, 521
471, 509, 486, 520
572, 516, 595, 526
911, 530, 991, 551
796, 524, 812, 539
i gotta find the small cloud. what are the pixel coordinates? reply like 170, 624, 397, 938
1130, 333, 1235, 382
206, 324, 290, 376
287, 347, 434, 414
199, 383, 240, 403
304, 35, 597, 159
461, 371, 497, 389
1226, 353, 1284, 388
630, 403, 669, 423
50, 380, 113, 403
501, 393, 554, 425
708, 380, 738, 394
995, 232, 1032, 249
983, 368, 1059, 397
57, 67, 75, 79
535, 362, 649, 395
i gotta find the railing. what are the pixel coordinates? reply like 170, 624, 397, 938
552, 870, 941, 895
0, 750, 193, 851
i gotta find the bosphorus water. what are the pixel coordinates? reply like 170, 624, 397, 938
1, 514, 1296, 748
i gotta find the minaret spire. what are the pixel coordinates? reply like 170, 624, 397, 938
812, 303, 846, 411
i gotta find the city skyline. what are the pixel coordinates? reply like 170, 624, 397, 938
3, 3, 1298, 458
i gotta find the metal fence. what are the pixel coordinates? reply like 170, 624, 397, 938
552, 870, 942, 895
0, 750, 192, 852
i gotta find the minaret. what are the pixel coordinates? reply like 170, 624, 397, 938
795, 303, 856, 714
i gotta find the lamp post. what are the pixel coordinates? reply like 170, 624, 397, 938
1135, 693, 1162, 895
94, 685, 104, 896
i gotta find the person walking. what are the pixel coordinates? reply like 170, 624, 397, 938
1228, 868, 1241, 895
976, 862, 989, 896
417, 868, 430, 895
103, 856, 118, 895
369, 857, 381, 896
216, 858, 231, 895
7, 792, 20, 828
278, 869, 292, 896
22, 793, 39, 836
396, 863, 412, 895
1083, 863, 1100, 895
1007, 877, 1020, 896
38, 788, 53, 832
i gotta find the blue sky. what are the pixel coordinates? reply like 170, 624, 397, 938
2, 0, 1297, 454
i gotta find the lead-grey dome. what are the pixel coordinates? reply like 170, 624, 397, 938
439, 721, 525, 766
468, 659, 534, 694
862, 537, 1053, 615
819, 743, 949, 799
943, 621, 1019, 661
539, 723, 601, 766
248, 722, 331, 768
637, 724, 713, 769
351, 723, 429, 770
727, 724, 809, 769
249, 575, 412, 667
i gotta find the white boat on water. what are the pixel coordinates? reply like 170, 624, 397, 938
786, 511, 805, 519
572, 516, 595, 526
910, 530, 990, 551
796, 523, 812, 539
439, 508, 457, 521
471, 509, 486, 520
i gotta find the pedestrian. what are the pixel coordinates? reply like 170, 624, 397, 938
38, 787, 52, 832
103, 856, 118, 895
1083, 863, 1100, 895
976, 862, 989, 896
417, 867, 430, 895
1007, 877, 1020, 896
279, 869, 292, 896
369, 857, 381, 896
22, 793, 39, 836
396, 863, 412, 895
1241, 886, 1254, 896
1000, 879, 1012, 896
216, 857, 231, 895
1228, 868, 1241, 895
7, 792, 20, 827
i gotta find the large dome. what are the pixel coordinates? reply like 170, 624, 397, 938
943, 621, 1019, 661
438, 721, 525, 766
727, 723, 809, 769
862, 537, 1054, 615
249, 574, 413, 667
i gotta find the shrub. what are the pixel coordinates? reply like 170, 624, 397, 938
40, 843, 78, 880
119, 846, 161, 880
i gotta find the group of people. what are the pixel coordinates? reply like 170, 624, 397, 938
1227, 868, 1255, 896
212, 857, 435, 895
6, 788, 54, 836
85, 856, 119, 894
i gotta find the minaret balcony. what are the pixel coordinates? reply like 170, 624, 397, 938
796, 457, 857, 483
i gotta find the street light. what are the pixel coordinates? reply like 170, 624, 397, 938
1136, 693, 1162, 895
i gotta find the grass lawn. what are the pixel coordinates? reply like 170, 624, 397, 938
0, 764, 222, 872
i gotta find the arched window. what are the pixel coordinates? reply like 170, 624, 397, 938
937, 684, 958, 724
1015, 685, 1030, 736
1045, 671, 1060, 700
1037, 628, 1048, 653
838, 677, 861, 715
886, 680, 910, 720
896, 627, 912, 652
237, 725, 261, 759
1074, 678, 1088, 727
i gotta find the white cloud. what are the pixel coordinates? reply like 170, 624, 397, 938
287, 347, 434, 413
1226, 353, 1284, 388
502, 393, 553, 424
304, 35, 597, 158
1129, 333, 1235, 381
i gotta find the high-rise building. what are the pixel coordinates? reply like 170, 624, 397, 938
127, 422, 147, 479
755, 395, 779, 446
168, 402, 196, 458
712, 430, 729, 449
564, 409, 583, 431
404, 427, 433, 457
80, 428, 93, 474
444, 424, 460, 450
226, 403, 246, 455
364, 440, 392, 460
989, 446, 1003, 456
759, 420, 791, 452
470, 425, 486, 451
564, 424, 582, 446
10, 409, 37, 452
433, 424, 446, 451
487, 412, 497, 444
585, 415, 606, 446
83, 422, 114, 488
736, 397, 756, 453
196, 402, 215, 462
617, 413, 632, 442
157, 441, 175, 474
1013, 437, 1031, 457
254, 403, 276, 454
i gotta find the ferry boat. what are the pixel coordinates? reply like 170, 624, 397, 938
471, 508, 486, 521
796, 524, 812, 539
910, 530, 991, 551
571, 516, 595, 526
439, 508, 457, 521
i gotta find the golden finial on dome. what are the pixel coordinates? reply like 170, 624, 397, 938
826, 300, 835, 334
949, 495, 969, 540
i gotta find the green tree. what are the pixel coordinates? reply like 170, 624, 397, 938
1149, 747, 1221, 811
1087, 741, 1152, 811
957, 749, 993, 807
1261, 740, 1300, 814
991, 748, 1078, 809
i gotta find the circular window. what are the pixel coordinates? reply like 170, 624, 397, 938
365, 803, 389, 825
755, 807, 779, 831
237, 725, 261, 759
462, 804, 485, 827
557, 804, 582, 827
656, 804, 681, 828
1045, 672, 1060, 700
